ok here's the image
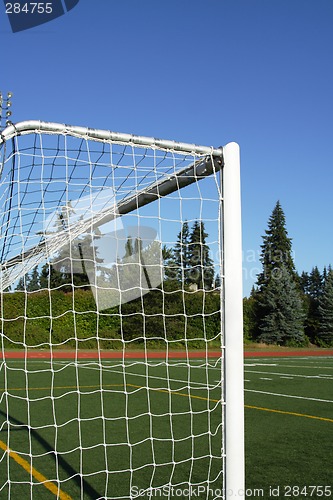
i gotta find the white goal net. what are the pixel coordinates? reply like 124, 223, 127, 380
0, 121, 243, 499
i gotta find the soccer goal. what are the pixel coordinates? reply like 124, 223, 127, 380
0, 120, 244, 499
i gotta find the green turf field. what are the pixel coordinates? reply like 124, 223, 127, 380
245, 356, 333, 499
0, 355, 332, 499
0, 357, 224, 499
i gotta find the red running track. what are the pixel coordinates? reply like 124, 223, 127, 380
1, 349, 333, 359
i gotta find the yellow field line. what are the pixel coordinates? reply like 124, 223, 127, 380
0, 383, 124, 393
0, 440, 72, 499
245, 404, 333, 423
3, 382, 332, 424
127, 383, 215, 402
128, 384, 333, 423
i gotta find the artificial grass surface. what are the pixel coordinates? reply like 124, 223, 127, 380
0, 359, 223, 499
0, 356, 332, 499
244, 357, 333, 498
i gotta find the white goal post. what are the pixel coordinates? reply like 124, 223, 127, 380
0, 120, 244, 499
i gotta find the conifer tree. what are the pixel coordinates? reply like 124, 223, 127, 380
299, 271, 310, 295
39, 263, 65, 290
16, 276, 26, 291
214, 274, 221, 289
317, 269, 333, 346
173, 221, 190, 284
258, 265, 305, 345
254, 201, 304, 343
257, 201, 295, 289
301, 267, 323, 343
162, 245, 178, 282
26, 266, 40, 291
243, 294, 257, 341
308, 267, 323, 298
188, 220, 214, 289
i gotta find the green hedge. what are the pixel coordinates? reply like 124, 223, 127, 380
119, 287, 221, 343
1, 287, 221, 349
1, 289, 120, 349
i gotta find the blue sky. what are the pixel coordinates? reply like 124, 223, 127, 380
1, 0, 332, 296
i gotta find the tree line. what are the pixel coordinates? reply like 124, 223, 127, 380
244, 201, 333, 347
7, 204, 333, 348
16, 219, 218, 292
4, 219, 220, 348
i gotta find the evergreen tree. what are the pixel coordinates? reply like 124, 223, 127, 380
301, 267, 323, 343
214, 274, 221, 289
258, 265, 305, 345
253, 201, 304, 342
188, 220, 214, 289
16, 276, 25, 291
307, 267, 323, 298
317, 269, 333, 346
39, 262, 65, 290
162, 244, 178, 282
26, 266, 40, 291
162, 245, 172, 261
243, 294, 257, 341
299, 271, 310, 295
257, 201, 295, 289
173, 221, 191, 284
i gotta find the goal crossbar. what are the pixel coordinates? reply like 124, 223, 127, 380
0, 120, 223, 157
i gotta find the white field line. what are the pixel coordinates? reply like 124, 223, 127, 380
259, 377, 273, 381
245, 388, 333, 404
261, 364, 333, 370
52, 364, 333, 405
248, 357, 333, 361
46, 360, 220, 369
108, 368, 220, 391
5, 361, 332, 405
245, 363, 277, 367
244, 369, 333, 380
55, 363, 220, 391
52, 363, 333, 404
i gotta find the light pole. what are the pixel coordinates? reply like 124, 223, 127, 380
0, 91, 13, 131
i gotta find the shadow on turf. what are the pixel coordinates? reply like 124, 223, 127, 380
0, 409, 100, 498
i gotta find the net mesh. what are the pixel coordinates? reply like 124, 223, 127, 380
0, 127, 225, 499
